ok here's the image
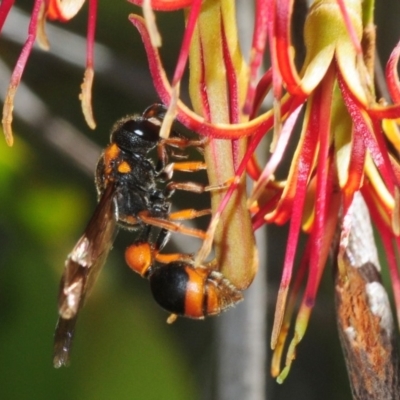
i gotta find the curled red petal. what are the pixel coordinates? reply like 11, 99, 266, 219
279, 172, 340, 381
79, 0, 97, 129
0, 0, 14, 31
275, 0, 304, 95
339, 72, 397, 193
246, 155, 262, 181
269, 155, 310, 348
130, 13, 275, 139
262, 97, 311, 226
386, 39, 400, 104
244, 0, 269, 114
250, 68, 273, 119
268, 0, 282, 101
270, 79, 325, 348
306, 67, 335, 301
250, 104, 303, 202
368, 103, 400, 119
342, 125, 365, 209
171, 0, 201, 86
2, 0, 43, 145
85, 0, 97, 70
271, 242, 310, 376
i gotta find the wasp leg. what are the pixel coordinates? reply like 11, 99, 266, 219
156, 137, 207, 173
161, 136, 208, 149
167, 161, 207, 172
157, 161, 207, 181
169, 208, 211, 220
154, 252, 193, 264
166, 179, 233, 194
158, 136, 207, 163
138, 210, 207, 239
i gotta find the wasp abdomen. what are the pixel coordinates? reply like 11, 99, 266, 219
149, 263, 243, 319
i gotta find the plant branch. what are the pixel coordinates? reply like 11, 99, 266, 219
334, 193, 400, 399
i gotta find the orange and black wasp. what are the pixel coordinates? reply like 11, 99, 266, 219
53, 104, 206, 367
53, 104, 242, 368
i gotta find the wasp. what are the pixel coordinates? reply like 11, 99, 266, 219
53, 104, 242, 368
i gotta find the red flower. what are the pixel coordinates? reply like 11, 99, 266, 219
5, 0, 400, 383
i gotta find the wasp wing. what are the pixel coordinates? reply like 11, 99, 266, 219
53, 183, 118, 367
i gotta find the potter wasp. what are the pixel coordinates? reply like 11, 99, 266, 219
53, 104, 242, 368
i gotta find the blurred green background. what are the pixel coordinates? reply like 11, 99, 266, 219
0, 1, 399, 400
0, 2, 211, 399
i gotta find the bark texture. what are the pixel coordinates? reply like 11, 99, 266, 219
335, 193, 400, 399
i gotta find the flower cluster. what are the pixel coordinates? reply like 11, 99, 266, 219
3, 0, 400, 382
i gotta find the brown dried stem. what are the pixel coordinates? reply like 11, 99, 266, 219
334, 193, 400, 399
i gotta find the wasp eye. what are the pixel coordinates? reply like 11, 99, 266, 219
122, 119, 160, 142
111, 119, 160, 153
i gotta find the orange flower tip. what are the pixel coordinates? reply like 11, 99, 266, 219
46, 0, 86, 22
248, 201, 259, 214
143, 0, 162, 47
79, 67, 96, 130
270, 359, 281, 378
247, 194, 258, 210
166, 313, 178, 324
